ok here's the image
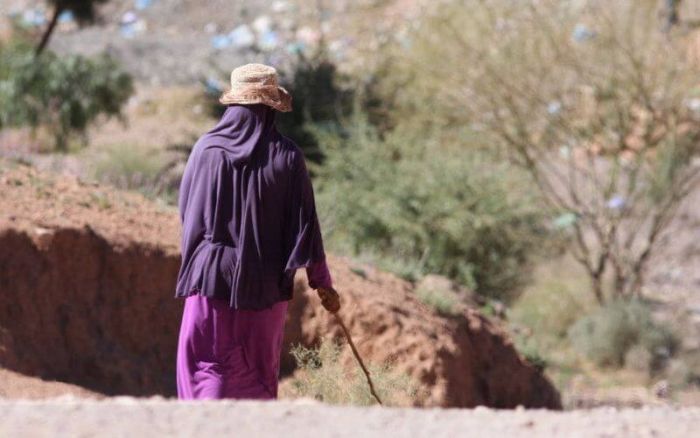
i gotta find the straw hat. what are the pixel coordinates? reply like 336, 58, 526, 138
219, 63, 292, 112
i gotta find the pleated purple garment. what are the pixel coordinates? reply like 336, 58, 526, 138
175, 104, 327, 309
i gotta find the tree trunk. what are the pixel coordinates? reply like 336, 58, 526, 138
35, 6, 63, 56
664, 0, 682, 32
591, 274, 605, 305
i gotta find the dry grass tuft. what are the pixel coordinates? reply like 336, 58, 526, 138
288, 339, 418, 406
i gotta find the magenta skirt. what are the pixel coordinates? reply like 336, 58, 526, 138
176, 294, 289, 400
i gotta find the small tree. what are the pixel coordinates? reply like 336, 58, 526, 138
0, 41, 133, 151
392, 0, 700, 303
36, 0, 109, 55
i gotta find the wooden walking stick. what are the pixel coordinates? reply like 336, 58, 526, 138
318, 287, 382, 405
333, 312, 383, 406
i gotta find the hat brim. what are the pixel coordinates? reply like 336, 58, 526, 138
219, 86, 292, 112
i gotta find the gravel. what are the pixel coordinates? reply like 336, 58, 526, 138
1, 397, 699, 438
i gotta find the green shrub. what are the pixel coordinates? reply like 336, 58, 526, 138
314, 115, 544, 302
0, 40, 133, 151
381, 0, 700, 303
567, 299, 677, 370
289, 339, 417, 406
89, 144, 164, 196
510, 263, 594, 343
513, 336, 549, 373
415, 284, 461, 316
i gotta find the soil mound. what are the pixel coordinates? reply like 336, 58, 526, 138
0, 162, 560, 408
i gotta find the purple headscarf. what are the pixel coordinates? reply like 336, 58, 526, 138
175, 104, 327, 309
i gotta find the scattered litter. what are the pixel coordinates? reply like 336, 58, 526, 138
120, 11, 138, 26
272, 1, 292, 13
252, 15, 273, 35
606, 195, 626, 211
553, 212, 577, 229
58, 10, 74, 23
204, 22, 217, 34
228, 24, 255, 49
120, 11, 146, 39
259, 30, 280, 51
286, 42, 305, 55
135, 0, 153, 11
572, 23, 595, 43
686, 98, 700, 112
204, 77, 223, 95
296, 26, 321, 46
328, 38, 348, 59
547, 101, 562, 115
211, 34, 232, 50
21, 8, 46, 27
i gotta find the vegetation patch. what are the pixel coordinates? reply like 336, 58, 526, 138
567, 299, 677, 372
289, 339, 418, 406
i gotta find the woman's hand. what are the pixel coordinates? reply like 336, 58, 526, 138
316, 287, 341, 313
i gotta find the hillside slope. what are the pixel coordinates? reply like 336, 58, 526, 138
0, 161, 559, 408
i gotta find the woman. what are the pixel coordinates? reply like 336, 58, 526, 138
174, 63, 340, 400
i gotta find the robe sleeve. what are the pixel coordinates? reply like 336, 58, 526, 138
178, 148, 196, 224
306, 258, 333, 290
284, 152, 327, 274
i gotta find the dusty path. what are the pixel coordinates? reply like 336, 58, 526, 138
1, 398, 698, 438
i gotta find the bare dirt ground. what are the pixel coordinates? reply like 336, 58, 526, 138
0, 369, 100, 400
1, 397, 699, 438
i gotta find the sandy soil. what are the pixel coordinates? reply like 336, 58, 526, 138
1, 397, 699, 438
0, 369, 101, 400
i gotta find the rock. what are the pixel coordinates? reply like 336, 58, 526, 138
653, 380, 670, 399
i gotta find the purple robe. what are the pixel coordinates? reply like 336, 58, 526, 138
176, 294, 289, 399
175, 104, 330, 310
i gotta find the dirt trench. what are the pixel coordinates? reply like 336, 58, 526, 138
0, 164, 561, 408
0, 226, 182, 395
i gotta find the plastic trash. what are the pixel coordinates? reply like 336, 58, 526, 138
572, 24, 595, 43
135, 0, 153, 11
328, 39, 348, 60
547, 101, 562, 115
204, 77, 223, 96
553, 212, 578, 229
296, 26, 320, 46
606, 195, 626, 210
259, 30, 279, 51
252, 15, 272, 34
286, 41, 305, 55
120, 20, 146, 38
211, 34, 232, 50
204, 22, 217, 34
229, 24, 255, 49
120, 24, 136, 38
21, 9, 46, 27
272, 1, 292, 13
686, 98, 700, 112
120, 12, 146, 39
121, 11, 138, 25
58, 10, 74, 23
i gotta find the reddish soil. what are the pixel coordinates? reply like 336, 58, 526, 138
0, 161, 560, 408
